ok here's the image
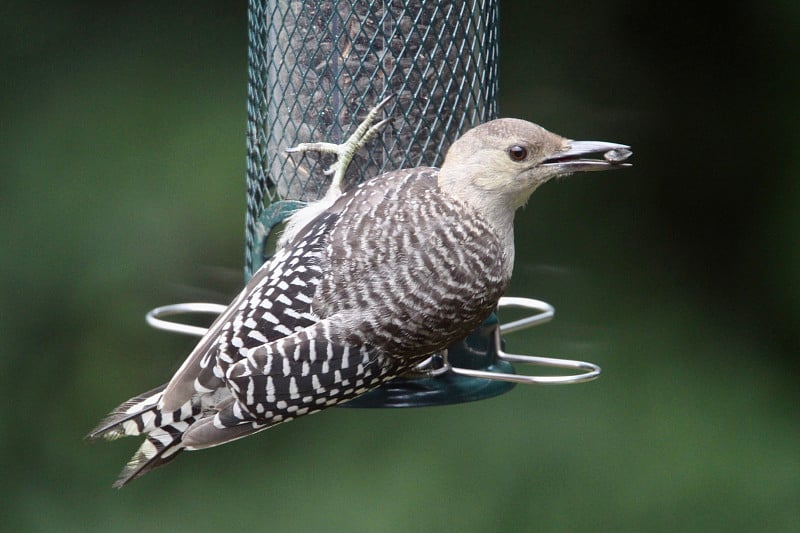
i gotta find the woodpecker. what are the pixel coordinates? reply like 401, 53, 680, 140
88, 101, 631, 487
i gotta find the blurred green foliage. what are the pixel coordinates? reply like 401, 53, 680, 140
1, 1, 798, 531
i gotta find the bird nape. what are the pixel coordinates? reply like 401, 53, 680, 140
87, 101, 632, 488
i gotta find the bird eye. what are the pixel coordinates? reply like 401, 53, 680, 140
508, 145, 528, 162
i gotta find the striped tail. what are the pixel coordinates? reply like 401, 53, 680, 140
110, 418, 198, 487
87, 384, 201, 488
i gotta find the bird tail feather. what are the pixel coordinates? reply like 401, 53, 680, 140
88, 384, 203, 487
87, 384, 169, 440
112, 420, 194, 488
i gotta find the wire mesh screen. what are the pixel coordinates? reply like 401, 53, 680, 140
245, 0, 499, 276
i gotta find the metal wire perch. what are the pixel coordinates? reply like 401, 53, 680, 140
146, 297, 601, 389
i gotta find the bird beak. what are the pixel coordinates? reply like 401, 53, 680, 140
542, 140, 632, 172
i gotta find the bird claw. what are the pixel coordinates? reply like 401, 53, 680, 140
286, 94, 396, 196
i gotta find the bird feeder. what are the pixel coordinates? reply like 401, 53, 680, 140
147, 0, 600, 408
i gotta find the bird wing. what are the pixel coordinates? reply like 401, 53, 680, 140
178, 316, 399, 450
159, 211, 338, 412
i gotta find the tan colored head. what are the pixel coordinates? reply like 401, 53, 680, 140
438, 118, 631, 239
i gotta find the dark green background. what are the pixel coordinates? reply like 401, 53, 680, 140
2, 1, 798, 531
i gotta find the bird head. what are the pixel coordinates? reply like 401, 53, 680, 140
438, 118, 631, 217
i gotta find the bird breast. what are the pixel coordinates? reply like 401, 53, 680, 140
314, 167, 511, 357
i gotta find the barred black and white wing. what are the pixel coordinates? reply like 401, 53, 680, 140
178, 318, 401, 449
160, 210, 338, 412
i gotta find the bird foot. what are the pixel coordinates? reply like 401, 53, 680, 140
286, 94, 395, 197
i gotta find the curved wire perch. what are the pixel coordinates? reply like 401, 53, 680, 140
498, 296, 554, 333
145, 303, 226, 337
494, 296, 601, 384
145, 296, 601, 386
451, 326, 602, 385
